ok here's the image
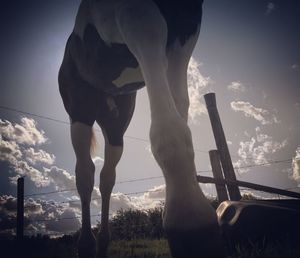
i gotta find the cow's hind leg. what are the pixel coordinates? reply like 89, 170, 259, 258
71, 122, 96, 258
96, 93, 136, 258
116, 1, 225, 257
96, 138, 122, 258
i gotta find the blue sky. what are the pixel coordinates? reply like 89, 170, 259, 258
0, 0, 300, 236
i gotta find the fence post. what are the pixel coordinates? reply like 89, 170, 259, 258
204, 93, 241, 201
17, 177, 24, 240
209, 150, 229, 202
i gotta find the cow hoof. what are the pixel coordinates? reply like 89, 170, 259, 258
96, 229, 110, 258
78, 232, 96, 258
166, 227, 226, 258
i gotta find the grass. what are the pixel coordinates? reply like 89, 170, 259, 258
1, 237, 300, 258
109, 239, 171, 258
230, 237, 300, 258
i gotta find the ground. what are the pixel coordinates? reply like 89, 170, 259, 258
1, 236, 300, 258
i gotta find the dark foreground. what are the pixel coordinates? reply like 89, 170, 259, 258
1, 236, 300, 258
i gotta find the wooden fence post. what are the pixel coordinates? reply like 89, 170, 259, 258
17, 177, 24, 240
209, 150, 229, 202
204, 93, 241, 201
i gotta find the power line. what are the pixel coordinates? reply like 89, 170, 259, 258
64, 190, 153, 205
25, 188, 77, 197
0, 105, 70, 125
0, 104, 211, 155
234, 159, 292, 170
32, 214, 100, 223
2, 104, 294, 197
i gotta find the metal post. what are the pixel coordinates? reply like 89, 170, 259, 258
204, 93, 241, 200
17, 177, 24, 240
209, 150, 229, 202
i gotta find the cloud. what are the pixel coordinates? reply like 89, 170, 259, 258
44, 166, 76, 190
25, 148, 55, 165
187, 57, 212, 122
0, 139, 22, 165
0, 118, 59, 188
0, 118, 53, 187
230, 101, 280, 125
0, 118, 47, 146
130, 185, 166, 210
227, 81, 246, 93
292, 148, 300, 185
0, 195, 18, 233
11, 161, 50, 187
234, 127, 288, 172
266, 2, 275, 15
0, 195, 81, 236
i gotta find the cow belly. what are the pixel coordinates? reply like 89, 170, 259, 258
70, 24, 145, 95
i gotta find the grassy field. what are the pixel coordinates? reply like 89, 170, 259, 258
109, 239, 171, 258
1, 237, 300, 258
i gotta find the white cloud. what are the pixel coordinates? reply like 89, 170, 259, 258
0, 118, 67, 188
230, 101, 280, 125
234, 127, 288, 172
25, 147, 55, 165
26, 198, 81, 235
292, 148, 300, 185
266, 2, 275, 15
12, 160, 50, 188
295, 103, 300, 111
0, 140, 22, 165
187, 57, 211, 122
45, 208, 81, 233
110, 193, 137, 211
0, 195, 18, 234
227, 81, 246, 93
44, 166, 76, 190
0, 118, 47, 146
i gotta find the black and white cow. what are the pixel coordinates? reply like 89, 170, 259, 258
59, 0, 225, 257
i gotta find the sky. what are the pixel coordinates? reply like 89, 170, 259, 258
0, 0, 300, 237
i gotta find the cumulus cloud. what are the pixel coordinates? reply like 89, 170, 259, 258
44, 166, 76, 190
227, 81, 246, 93
25, 148, 55, 165
0, 183, 166, 236
92, 184, 166, 214
230, 101, 280, 125
234, 127, 288, 172
0, 118, 47, 146
0, 195, 81, 236
0, 195, 18, 235
187, 57, 211, 122
129, 185, 166, 210
12, 161, 50, 187
0, 118, 57, 188
266, 2, 275, 15
292, 148, 300, 185
0, 139, 22, 165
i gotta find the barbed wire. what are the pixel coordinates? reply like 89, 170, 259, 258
0, 104, 278, 161
23, 158, 293, 198
25, 186, 296, 226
